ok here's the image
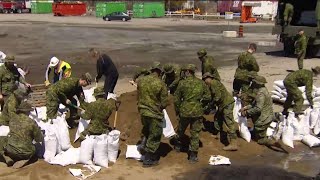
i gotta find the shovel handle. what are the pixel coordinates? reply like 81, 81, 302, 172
113, 111, 118, 129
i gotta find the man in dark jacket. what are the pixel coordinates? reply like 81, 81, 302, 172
89, 48, 119, 96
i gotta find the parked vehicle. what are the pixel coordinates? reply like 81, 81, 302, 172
0, 0, 31, 13
103, 12, 131, 21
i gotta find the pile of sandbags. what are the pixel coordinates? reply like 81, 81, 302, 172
271, 80, 320, 105
79, 131, 120, 168
267, 108, 320, 148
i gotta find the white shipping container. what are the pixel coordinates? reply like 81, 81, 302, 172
251, 1, 278, 19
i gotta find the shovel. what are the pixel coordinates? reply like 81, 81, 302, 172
113, 101, 121, 130
69, 103, 85, 112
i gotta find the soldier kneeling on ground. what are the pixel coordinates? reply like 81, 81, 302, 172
0, 103, 43, 168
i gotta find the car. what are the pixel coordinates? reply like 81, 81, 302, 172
103, 12, 131, 22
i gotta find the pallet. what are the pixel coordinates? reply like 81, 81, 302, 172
28, 84, 47, 107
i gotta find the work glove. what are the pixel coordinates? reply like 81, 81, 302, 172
80, 110, 86, 115
66, 99, 71, 105
45, 80, 50, 87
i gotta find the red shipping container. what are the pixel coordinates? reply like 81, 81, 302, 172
52, 3, 86, 16
217, 0, 242, 14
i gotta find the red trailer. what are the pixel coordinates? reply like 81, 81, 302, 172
52, 2, 86, 16
0, 0, 31, 13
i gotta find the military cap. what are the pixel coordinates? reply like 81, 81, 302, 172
150, 61, 162, 72
4, 55, 15, 62
202, 72, 215, 80
252, 75, 267, 85
163, 64, 174, 74
312, 66, 320, 74
17, 102, 33, 113
82, 72, 92, 85
182, 64, 196, 72
197, 49, 207, 57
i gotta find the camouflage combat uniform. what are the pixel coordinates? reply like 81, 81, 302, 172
208, 79, 237, 141
133, 68, 150, 83
46, 77, 85, 119
246, 85, 274, 145
317, 0, 320, 31
0, 113, 43, 161
295, 34, 308, 70
0, 94, 21, 126
283, 69, 313, 114
80, 98, 116, 140
233, 51, 259, 100
174, 74, 211, 152
137, 73, 169, 153
163, 63, 182, 94
283, 3, 294, 25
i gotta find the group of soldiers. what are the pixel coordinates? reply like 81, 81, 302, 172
0, 48, 119, 168
134, 43, 320, 167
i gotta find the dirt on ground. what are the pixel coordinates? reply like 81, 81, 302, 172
0, 14, 319, 180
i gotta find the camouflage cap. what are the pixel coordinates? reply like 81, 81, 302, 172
197, 49, 207, 57
150, 61, 162, 72
82, 72, 92, 85
312, 66, 320, 74
163, 64, 174, 74
202, 72, 215, 80
182, 64, 196, 72
4, 55, 15, 62
252, 75, 267, 85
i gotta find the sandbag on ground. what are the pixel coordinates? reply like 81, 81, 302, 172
93, 134, 108, 168
107, 130, 120, 163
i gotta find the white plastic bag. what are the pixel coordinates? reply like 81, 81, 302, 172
107, 130, 120, 163
43, 126, 58, 162
74, 118, 91, 143
93, 134, 108, 168
208, 155, 231, 166
83, 87, 96, 103
310, 108, 319, 128
238, 116, 251, 142
301, 135, 320, 147
79, 136, 95, 165
126, 145, 143, 160
282, 112, 295, 148
0, 126, 9, 136
314, 97, 320, 103
274, 80, 285, 89
162, 109, 176, 138
233, 97, 242, 123
53, 114, 71, 151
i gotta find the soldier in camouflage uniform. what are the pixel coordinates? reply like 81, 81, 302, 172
283, 2, 294, 26
295, 29, 308, 70
0, 56, 31, 111
133, 68, 150, 83
173, 64, 211, 163
197, 49, 221, 81
137, 62, 169, 167
240, 75, 277, 146
0, 88, 30, 126
233, 43, 259, 103
46, 73, 92, 123
202, 72, 238, 151
163, 63, 182, 94
283, 67, 320, 116
79, 90, 117, 141
0, 104, 43, 168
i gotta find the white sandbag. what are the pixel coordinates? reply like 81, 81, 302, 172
303, 100, 310, 106
282, 112, 295, 148
107, 130, 120, 163
298, 86, 306, 93
238, 116, 251, 142
302, 108, 312, 135
126, 145, 143, 160
162, 109, 176, 138
83, 87, 96, 103
274, 80, 285, 89
53, 114, 71, 151
273, 85, 283, 93
266, 127, 275, 137
271, 95, 281, 101
273, 121, 285, 141
314, 97, 320, 103
279, 98, 286, 104
270, 122, 277, 128
301, 134, 320, 147
50, 148, 80, 166
302, 93, 307, 100
314, 116, 320, 135
310, 108, 319, 128
43, 126, 58, 162
74, 118, 91, 143
271, 91, 284, 99
233, 97, 242, 123
93, 134, 108, 168
314, 88, 320, 97
0, 126, 9, 136
29, 106, 47, 121
208, 155, 231, 166
292, 115, 304, 141
79, 136, 95, 165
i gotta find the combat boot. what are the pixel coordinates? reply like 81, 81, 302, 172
2, 155, 14, 167
142, 152, 159, 168
137, 137, 147, 154
188, 151, 198, 164
223, 139, 238, 151
13, 159, 30, 169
